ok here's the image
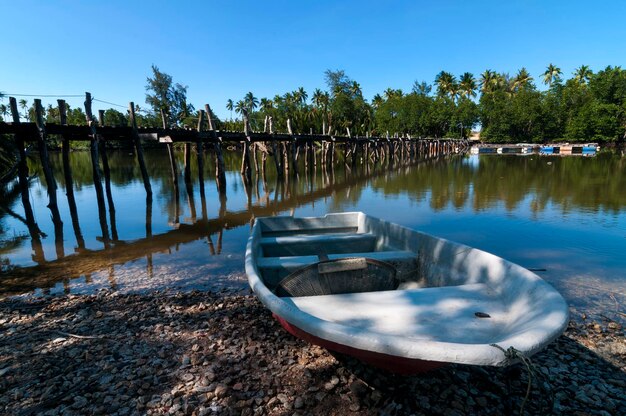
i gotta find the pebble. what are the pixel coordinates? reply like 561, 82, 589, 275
294, 396, 304, 409
0, 291, 624, 416
73, 396, 88, 409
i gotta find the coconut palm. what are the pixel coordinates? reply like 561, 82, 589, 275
383, 88, 403, 100
459, 73, 477, 98
234, 100, 247, 115
371, 94, 383, 109
259, 98, 274, 111
434, 71, 457, 98
296, 87, 308, 106
493, 73, 515, 96
311, 88, 324, 109
226, 99, 234, 119
18, 99, 28, 120
479, 70, 497, 93
0, 104, 8, 121
573, 65, 593, 85
543, 64, 562, 87
244, 92, 258, 112
350, 81, 362, 97
513, 68, 533, 91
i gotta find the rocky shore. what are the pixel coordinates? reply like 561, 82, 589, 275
1, 290, 624, 416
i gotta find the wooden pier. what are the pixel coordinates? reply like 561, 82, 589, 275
0, 92, 468, 273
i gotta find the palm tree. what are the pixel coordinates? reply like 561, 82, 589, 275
513, 67, 533, 91
383, 88, 403, 100
371, 94, 383, 109
479, 70, 497, 93
493, 73, 514, 96
350, 81, 362, 97
259, 98, 274, 111
311, 88, 324, 109
234, 100, 247, 116
543, 64, 562, 87
244, 92, 258, 112
18, 99, 28, 120
226, 99, 234, 120
459, 73, 477, 98
573, 65, 593, 85
296, 87, 308, 105
434, 71, 457, 98
0, 104, 8, 121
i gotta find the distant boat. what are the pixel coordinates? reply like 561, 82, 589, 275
245, 213, 569, 374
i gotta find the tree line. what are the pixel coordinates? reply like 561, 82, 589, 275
2, 64, 625, 145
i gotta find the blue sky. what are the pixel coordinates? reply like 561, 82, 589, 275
1, 0, 625, 119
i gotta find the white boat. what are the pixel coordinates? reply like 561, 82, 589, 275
245, 212, 569, 373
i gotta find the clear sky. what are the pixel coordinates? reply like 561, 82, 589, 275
1, 0, 625, 119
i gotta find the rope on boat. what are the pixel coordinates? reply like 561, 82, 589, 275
490, 343, 536, 416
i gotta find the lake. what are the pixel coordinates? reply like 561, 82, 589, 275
1, 149, 625, 322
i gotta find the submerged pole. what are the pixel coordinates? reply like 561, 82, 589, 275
10, 97, 45, 263
85, 92, 110, 246
128, 101, 152, 197
205, 104, 227, 196
58, 99, 85, 250
34, 99, 64, 258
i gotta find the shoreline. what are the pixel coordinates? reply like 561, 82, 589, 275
1, 290, 624, 415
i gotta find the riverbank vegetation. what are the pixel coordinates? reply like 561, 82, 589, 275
2, 65, 625, 146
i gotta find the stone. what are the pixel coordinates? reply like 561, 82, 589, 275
214, 384, 228, 399
294, 397, 304, 409
72, 396, 88, 409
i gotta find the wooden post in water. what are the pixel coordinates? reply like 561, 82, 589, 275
58, 100, 85, 250
34, 99, 64, 252
241, 110, 252, 184
268, 116, 283, 179
85, 93, 111, 245
128, 102, 152, 197
161, 108, 179, 191
286, 119, 298, 177
184, 141, 192, 186
205, 104, 227, 195
196, 109, 206, 198
97, 109, 118, 240
10, 97, 45, 263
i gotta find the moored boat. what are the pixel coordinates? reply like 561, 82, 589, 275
245, 213, 569, 374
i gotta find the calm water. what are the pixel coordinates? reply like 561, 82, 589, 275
1, 149, 625, 321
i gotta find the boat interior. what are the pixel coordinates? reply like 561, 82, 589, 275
252, 213, 536, 344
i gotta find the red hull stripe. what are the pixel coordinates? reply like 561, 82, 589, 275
273, 314, 446, 374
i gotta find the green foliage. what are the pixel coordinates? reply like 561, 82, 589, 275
7, 64, 623, 145
103, 109, 128, 127
145, 65, 194, 127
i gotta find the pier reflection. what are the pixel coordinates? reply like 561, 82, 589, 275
1, 148, 625, 299
0, 147, 429, 296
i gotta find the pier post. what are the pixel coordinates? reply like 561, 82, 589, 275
161, 108, 180, 192
241, 110, 252, 184
128, 102, 152, 197
58, 99, 85, 250
10, 97, 45, 263
34, 99, 64, 257
196, 109, 206, 198
205, 104, 227, 196
85, 93, 111, 245
97, 109, 118, 241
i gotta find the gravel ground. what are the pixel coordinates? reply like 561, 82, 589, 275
0, 290, 624, 416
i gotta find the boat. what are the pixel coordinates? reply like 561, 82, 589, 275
245, 212, 569, 374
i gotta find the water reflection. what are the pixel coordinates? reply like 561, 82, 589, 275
0, 149, 625, 322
